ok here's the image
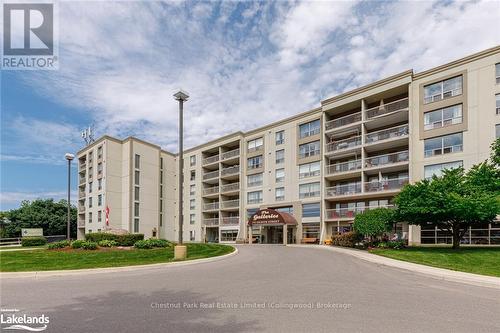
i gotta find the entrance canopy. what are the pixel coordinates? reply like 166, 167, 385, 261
248, 208, 297, 226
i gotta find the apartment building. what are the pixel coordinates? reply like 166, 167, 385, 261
76, 46, 500, 245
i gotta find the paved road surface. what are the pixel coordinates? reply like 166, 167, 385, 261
1, 245, 499, 332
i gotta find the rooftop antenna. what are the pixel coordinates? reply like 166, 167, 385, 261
81, 125, 95, 146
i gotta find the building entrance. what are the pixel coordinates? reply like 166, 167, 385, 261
248, 208, 298, 245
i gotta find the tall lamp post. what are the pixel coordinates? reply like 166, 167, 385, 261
173, 89, 189, 260
65, 153, 75, 241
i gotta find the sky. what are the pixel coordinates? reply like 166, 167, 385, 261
1, 0, 500, 210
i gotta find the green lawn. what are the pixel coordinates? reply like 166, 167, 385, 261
370, 247, 500, 277
0, 243, 234, 272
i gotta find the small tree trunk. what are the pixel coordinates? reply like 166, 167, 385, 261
452, 226, 461, 249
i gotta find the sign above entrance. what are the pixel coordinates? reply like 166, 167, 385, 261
248, 208, 297, 226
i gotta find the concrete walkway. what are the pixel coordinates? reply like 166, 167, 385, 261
289, 245, 500, 289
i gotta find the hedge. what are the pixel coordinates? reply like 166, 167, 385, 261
71, 240, 85, 249
47, 240, 70, 250
85, 232, 144, 246
98, 240, 118, 247
134, 239, 173, 249
21, 237, 47, 247
331, 232, 362, 248
81, 241, 98, 250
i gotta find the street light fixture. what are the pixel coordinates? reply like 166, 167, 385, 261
173, 89, 189, 260
65, 153, 75, 241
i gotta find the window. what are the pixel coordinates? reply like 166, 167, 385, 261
190, 199, 195, 210
97, 146, 102, 159
88, 197, 93, 208
247, 208, 258, 218
134, 218, 139, 233
299, 119, 320, 138
98, 179, 102, 190
496, 94, 500, 115
159, 214, 163, 227
190, 184, 195, 196
135, 170, 140, 185
98, 210, 102, 223
275, 130, 285, 145
496, 124, 500, 139
275, 168, 285, 183
98, 194, 102, 206
299, 161, 320, 178
247, 190, 263, 204
275, 187, 285, 201
88, 166, 93, 178
424, 132, 463, 157
88, 151, 93, 163
275, 206, 293, 215
190, 155, 196, 166
133, 186, 139, 201
190, 230, 196, 241
302, 223, 320, 239
424, 161, 463, 179
97, 162, 103, 176
160, 185, 163, 198
88, 212, 92, 223
247, 173, 263, 187
160, 157, 163, 169
424, 104, 462, 130
221, 230, 238, 242
299, 141, 320, 159
302, 202, 320, 218
134, 202, 139, 217
275, 149, 284, 164
88, 181, 93, 193
247, 138, 263, 152
424, 75, 463, 104
496, 63, 500, 84
134, 154, 140, 169
190, 170, 196, 181
247, 155, 263, 170
190, 214, 195, 225
160, 199, 163, 213
299, 182, 320, 198
160, 170, 163, 184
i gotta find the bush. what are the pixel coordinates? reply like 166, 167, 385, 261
134, 240, 153, 249
71, 240, 85, 249
81, 241, 98, 250
147, 239, 172, 248
47, 240, 70, 250
85, 232, 144, 246
376, 240, 406, 249
331, 232, 363, 248
21, 237, 47, 247
98, 240, 118, 247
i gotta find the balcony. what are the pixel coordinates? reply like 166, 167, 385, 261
221, 199, 239, 209
79, 177, 86, 185
221, 165, 240, 177
222, 148, 240, 161
365, 151, 409, 169
203, 202, 219, 211
325, 159, 361, 175
203, 155, 219, 165
221, 216, 239, 225
247, 145, 263, 154
221, 182, 239, 193
77, 219, 85, 228
203, 170, 219, 180
203, 186, 219, 196
78, 205, 86, 213
203, 218, 219, 226
326, 204, 394, 219
365, 97, 409, 119
325, 183, 362, 197
365, 124, 408, 144
365, 177, 409, 193
78, 190, 85, 198
326, 136, 361, 153
325, 112, 362, 131
424, 88, 462, 104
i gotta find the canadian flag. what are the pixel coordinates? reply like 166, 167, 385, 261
105, 206, 110, 226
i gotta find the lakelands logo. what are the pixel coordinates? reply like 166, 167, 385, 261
1, 309, 49, 332
2, 2, 58, 70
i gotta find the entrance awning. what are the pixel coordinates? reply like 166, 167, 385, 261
248, 208, 297, 226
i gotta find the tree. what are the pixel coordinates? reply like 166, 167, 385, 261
353, 208, 395, 242
3, 199, 77, 238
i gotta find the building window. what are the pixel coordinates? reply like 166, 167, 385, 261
189, 230, 196, 241
134, 218, 139, 233
220, 230, 238, 242
88, 151, 93, 163
134, 202, 139, 217
88, 197, 93, 208
160, 185, 163, 198
275, 168, 285, 183
190, 184, 195, 196
98, 179, 102, 190
299, 119, 320, 138
424, 104, 462, 130
496, 94, 500, 115
134, 186, 139, 201
247, 208, 258, 218
423, 75, 463, 104
135, 154, 140, 169
275, 131, 285, 145
189, 199, 196, 210
299, 141, 320, 159
302, 203, 320, 218
299, 161, 320, 178
160, 157, 163, 169
275, 187, 285, 201
247, 137, 264, 153
302, 223, 320, 239
159, 214, 163, 227
190, 214, 195, 225
424, 161, 463, 179
496, 124, 500, 139
88, 212, 92, 223
89, 181, 93, 193
98, 210, 102, 223
98, 194, 102, 206
97, 163, 103, 176
135, 170, 140, 185
160, 170, 163, 184
190, 170, 196, 181
247, 173, 263, 187
275, 149, 284, 164
496, 63, 500, 84
299, 182, 320, 198
424, 132, 463, 157
190, 155, 196, 166
247, 155, 263, 170
247, 190, 263, 204
97, 146, 103, 159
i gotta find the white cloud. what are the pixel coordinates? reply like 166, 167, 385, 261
0, 190, 77, 208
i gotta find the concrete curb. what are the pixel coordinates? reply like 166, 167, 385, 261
0, 247, 238, 279
288, 245, 500, 290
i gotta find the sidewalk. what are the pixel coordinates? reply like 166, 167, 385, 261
289, 244, 500, 290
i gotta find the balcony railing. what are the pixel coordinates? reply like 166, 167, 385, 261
424, 88, 462, 104
203, 218, 219, 226
365, 177, 409, 192
78, 191, 85, 198
424, 144, 463, 158
325, 112, 362, 131
203, 202, 219, 211
222, 199, 239, 209
221, 182, 239, 192
365, 97, 409, 119
221, 165, 240, 176
78, 219, 85, 228
365, 124, 409, 144
203, 186, 219, 195
325, 183, 362, 197
424, 116, 462, 131
247, 180, 263, 187
203, 155, 219, 165
325, 159, 361, 175
221, 216, 239, 225
365, 151, 409, 168
203, 170, 219, 180
78, 205, 86, 212
79, 177, 86, 185
222, 148, 240, 160
326, 205, 395, 219
247, 145, 263, 153
326, 136, 361, 153
247, 198, 263, 204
